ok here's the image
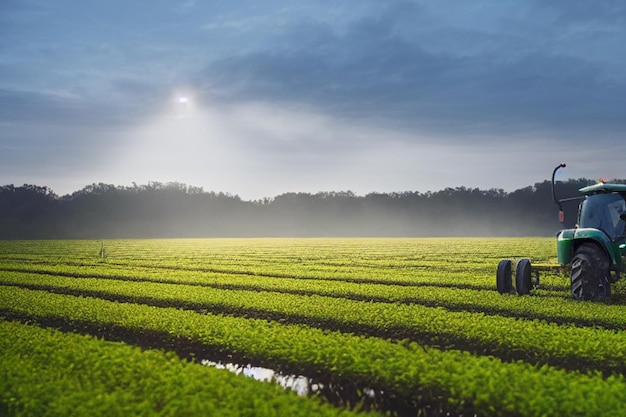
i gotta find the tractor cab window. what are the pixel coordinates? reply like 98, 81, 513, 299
579, 193, 626, 239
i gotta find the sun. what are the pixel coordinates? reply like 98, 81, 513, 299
173, 92, 194, 117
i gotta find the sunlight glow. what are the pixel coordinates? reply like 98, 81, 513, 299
172, 92, 194, 118
106, 98, 516, 200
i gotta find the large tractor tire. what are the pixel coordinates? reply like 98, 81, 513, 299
496, 260, 513, 294
515, 259, 532, 295
570, 243, 610, 301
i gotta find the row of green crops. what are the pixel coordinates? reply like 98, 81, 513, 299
1, 263, 610, 329
2, 272, 626, 375
0, 320, 376, 417
0, 237, 557, 276
0, 258, 506, 289
2, 286, 626, 417
2, 237, 626, 417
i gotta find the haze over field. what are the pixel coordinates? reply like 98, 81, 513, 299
2, 1, 625, 199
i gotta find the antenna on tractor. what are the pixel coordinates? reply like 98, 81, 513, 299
551, 163, 567, 223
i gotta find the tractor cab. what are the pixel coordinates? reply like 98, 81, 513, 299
577, 185, 626, 240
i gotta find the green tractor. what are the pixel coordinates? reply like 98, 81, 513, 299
497, 163, 626, 300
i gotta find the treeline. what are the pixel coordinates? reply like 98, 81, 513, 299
0, 179, 610, 238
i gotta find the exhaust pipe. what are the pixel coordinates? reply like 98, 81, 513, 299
552, 163, 566, 223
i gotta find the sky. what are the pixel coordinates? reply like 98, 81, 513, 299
1, 1, 625, 200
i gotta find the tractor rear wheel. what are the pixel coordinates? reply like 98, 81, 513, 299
570, 243, 610, 301
515, 259, 532, 295
496, 260, 513, 294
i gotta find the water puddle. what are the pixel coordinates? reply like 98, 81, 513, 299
200, 359, 382, 411
201, 360, 317, 396
200, 360, 469, 417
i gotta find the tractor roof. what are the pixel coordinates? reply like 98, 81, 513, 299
579, 182, 626, 195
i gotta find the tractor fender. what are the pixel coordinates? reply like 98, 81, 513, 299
556, 229, 575, 265
573, 228, 618, 268
557, 228, 618, 268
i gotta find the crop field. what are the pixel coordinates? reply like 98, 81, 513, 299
2, 237, 626, 417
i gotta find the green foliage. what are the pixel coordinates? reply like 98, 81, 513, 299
2, 237, 626, 416
3, 285, 626, 416
0, 321, 372, 417
4, 267, 626, 374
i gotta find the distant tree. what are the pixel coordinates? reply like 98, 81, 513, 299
0, 184, 59, 238
0, 178, 622, 238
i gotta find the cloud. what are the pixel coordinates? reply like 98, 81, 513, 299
537, 0, 626, 25
0, 86, 151, 129
197, 3, 626, 143
0, 88, 86, 124
6, 0, 623, 144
